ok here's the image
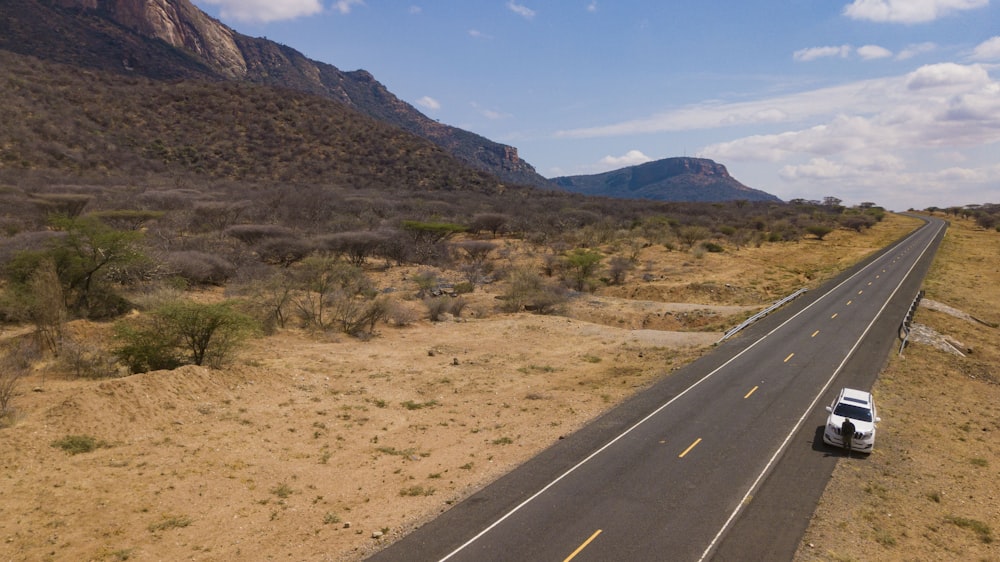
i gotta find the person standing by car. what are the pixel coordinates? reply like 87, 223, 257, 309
841, 417, 856, 456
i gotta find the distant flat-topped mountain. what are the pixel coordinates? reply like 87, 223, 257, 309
551, 157, 781, 203
0, 0, 549, 187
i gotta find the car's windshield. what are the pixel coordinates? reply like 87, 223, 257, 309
834, 403, 873, 422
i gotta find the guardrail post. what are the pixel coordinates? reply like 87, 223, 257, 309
898, 289, 924, 355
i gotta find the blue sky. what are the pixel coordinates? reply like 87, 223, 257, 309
190, 1, 1000, 211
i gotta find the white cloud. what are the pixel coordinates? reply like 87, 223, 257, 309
555, 78, 897, 138
906, 62, 991, 89
857, 45, 893, 60
409, 6, 422, 15
416, 96, 440, 111
600, 150, 652, 168
793, 45, 852, 62
972, 36, 1000, 61
842, 0, 988, 24
468, 29, 492, 39
199, 0, 324, 23
689, 62, 1000, 209
896, 42, 937, 60
507, 1, 536, 19
471, 102, 510, 120
779, 158, 848, 181
332, 0, 365, 15
586, 1, 598, 12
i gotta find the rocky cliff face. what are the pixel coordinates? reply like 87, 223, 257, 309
49, 0, 244, 76
11, 0, 546, 187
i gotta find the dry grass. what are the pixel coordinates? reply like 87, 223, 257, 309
4, 213, 982, 562
795, 215, 1000, 561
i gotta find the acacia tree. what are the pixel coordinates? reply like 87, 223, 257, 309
113, 300, 257, 373
5, 215, 145, 318
562, 249, 603, 292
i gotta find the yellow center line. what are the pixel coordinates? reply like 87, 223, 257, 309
876, 275, 880, 279
784, 353, 795, 363
563, 529, 602, 562
868, 282, 872, 286
846, 300, 852, 306
831, 313, 838, 319
858, 290, 864, 295
811, 330, 820, 338
744, 386, 758, 399
679, 438, 702, 458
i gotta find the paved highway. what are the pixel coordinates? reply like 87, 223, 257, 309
369, 216, 945, 562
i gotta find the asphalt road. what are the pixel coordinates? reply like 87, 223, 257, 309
368, 216, 946, 562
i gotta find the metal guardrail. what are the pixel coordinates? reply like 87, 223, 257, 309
898, 289, 924, 355
717, 288, 809, 343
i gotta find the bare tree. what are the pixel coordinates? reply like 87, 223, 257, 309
1, 339, 39, 422
454, 240, 496, 286
27, 258, 67, 354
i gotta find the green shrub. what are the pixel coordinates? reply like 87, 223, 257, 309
945, 515, 993, 543
113, 300, 257, 373
51, 434, 109, 455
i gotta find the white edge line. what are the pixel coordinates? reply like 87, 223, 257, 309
440, 221, 937, 562
697, 219, 942, 561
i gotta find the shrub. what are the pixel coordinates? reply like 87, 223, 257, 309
113, 300, 257, 373
51, 434, 109, 455
500, 267, 567, 314
452, 281, 475, 295
0, 342, 34, 423
147, 515, 193, 533
607, 255, 633, 285
162, 250, 235, 286
60, 336, 119, 379
805, 224, 833, 240
561, 248, 603, 292
292, 258, 386, 335
424, 297, 450, 322
945, 515, 993, 543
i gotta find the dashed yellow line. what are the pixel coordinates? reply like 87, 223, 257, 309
846, 300, 853, 306
679, 438, 702, 458
784, 353, 795, 363
744, 386, 758, 399
563, 529, 602, 562
858, 290, 864, 295
831, 313, 838, 319
811, 330, 820, 338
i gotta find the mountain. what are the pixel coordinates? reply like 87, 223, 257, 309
551, 157, 781, 203
0, 0, 549, 188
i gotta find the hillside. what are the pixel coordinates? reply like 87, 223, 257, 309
0, 49, 503, 193
552, 157, 781, 203
0, 0, 549, 187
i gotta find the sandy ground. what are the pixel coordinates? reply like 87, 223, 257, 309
0, 304, 722, 562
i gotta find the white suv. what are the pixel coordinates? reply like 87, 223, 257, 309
823, 387, 880, 454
